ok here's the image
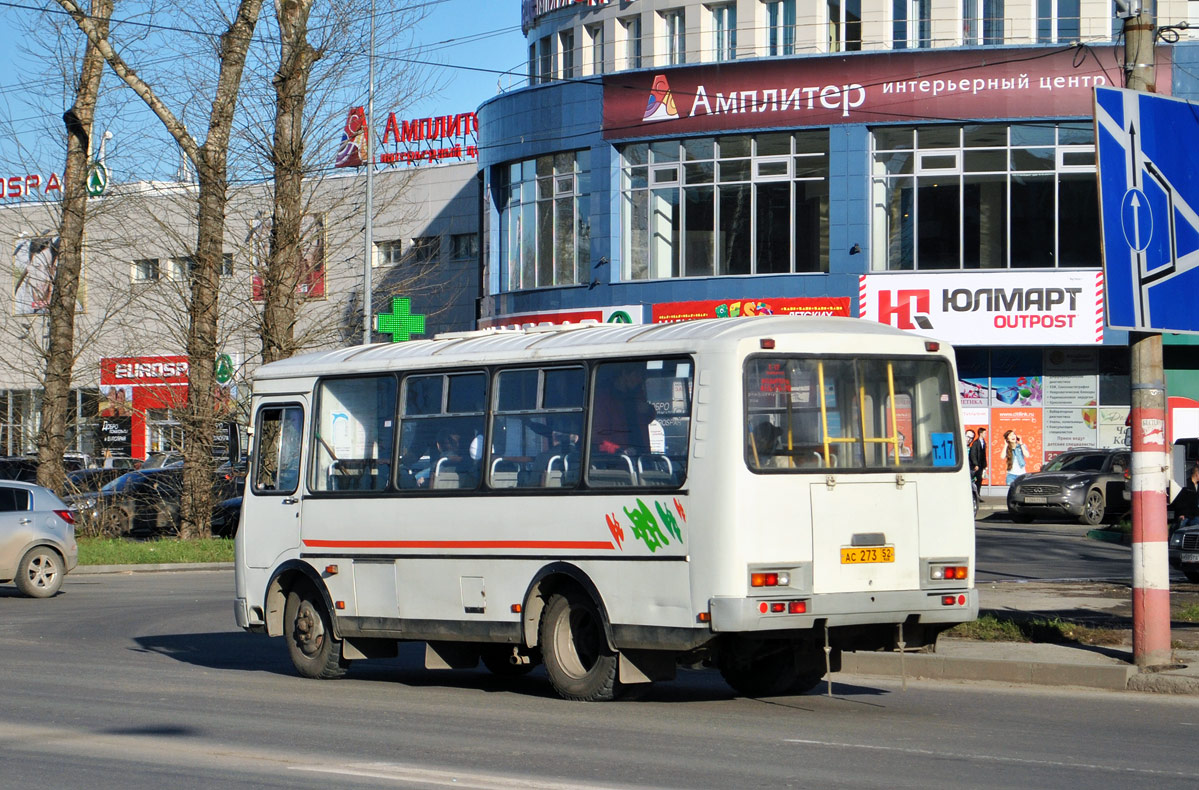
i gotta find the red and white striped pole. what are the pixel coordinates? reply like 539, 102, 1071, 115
1129, 340, 1172, 668
1124, 8, 1172, 670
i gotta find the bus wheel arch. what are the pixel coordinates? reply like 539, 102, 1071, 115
265, 562, 336, 639
522, 563, 614, 652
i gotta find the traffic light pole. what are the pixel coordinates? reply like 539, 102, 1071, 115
1123, 7, 1173, 669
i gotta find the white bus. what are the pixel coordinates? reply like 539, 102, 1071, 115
234, 316, 976, 700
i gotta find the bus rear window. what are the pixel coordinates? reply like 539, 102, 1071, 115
745, 356, 959, 472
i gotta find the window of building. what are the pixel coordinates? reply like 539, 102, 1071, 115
376, 239, 402, 268
132, 258, 159, 282
622, 16, 642, 69
560, 29, 576, 79
451, 233, 479, 260
496, 150, 592, 292
963, 0, 1004, 45
587, 23, 605, 74
528, 43, 537, 83
828, 0, 862, 52
662, 9, 686, 65
167, 254, 234, 280
538, 35, 553, 83
410, 236, 440, 266
1037, 0, 1080, 43
870, 123, 1098, 271
621, 133, 829, 280
892, 0, 931, 49
766, 0, 797, 55
712, 4, 736, 61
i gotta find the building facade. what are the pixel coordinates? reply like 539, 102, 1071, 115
0, 163, 479, 460
479, 0, 1199, 488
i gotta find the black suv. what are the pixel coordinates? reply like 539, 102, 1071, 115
1006, 448, 1131, 526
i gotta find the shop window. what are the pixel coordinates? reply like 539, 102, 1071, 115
871, 123, 1098, 271
621, 133, 829, 279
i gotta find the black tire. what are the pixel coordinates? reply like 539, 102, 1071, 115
539, 591, 618, 701
15, 547, 64, 598
719, 641, 825, 697
284, 582, 349, 679
1183, 570, 1199, 584
1080, 489, 1106, 526
480, 646, 536, 677
99, 506, 133, 537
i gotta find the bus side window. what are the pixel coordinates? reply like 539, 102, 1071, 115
254, 406, 303, 494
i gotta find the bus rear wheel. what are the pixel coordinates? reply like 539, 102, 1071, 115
284, 582, 349, 679
718, 640, 825, 697
539, 591, 617, 701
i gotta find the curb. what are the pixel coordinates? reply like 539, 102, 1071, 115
73, 562, 233, 575
838, 650, 1137, 691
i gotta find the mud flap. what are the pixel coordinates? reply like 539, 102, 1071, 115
618, 649, 677, 684
425, 641, 480, 670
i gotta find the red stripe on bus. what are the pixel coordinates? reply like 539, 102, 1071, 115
301, 539, 617, 551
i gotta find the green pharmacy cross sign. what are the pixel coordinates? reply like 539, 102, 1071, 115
376, 297, 426, 342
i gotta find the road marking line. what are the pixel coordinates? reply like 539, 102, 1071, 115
290, 763, 637, 790
782, 738, 1189, 777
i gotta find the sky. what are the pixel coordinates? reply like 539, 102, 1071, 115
0, 1, 526, 179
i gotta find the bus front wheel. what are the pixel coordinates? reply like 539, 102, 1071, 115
539, 591, 617, 701
284, 582, 349, 680
719, 640, 824, 697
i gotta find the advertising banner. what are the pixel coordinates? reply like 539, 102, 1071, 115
603, 47, 1171, 139
478, 305, 644, 330
991, 408, 1043, 481
98, 416, 132, 457
101, 356, 190, 387
652, 296, 850, 323
859, 270, 1105, 346
250, 214, 326, 302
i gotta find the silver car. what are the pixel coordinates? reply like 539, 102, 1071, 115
0, 480, 78, 597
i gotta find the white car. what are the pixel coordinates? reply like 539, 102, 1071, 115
0, 480, 78, 597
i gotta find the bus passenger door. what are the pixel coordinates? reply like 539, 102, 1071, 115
243, 399, 307, 569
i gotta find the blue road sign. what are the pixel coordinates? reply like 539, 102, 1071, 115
1096, 86, 1199, 333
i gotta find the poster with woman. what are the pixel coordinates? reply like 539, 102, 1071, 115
13, 236, 81, 315
250, 214, 326, 301
991, 409, 1043, 483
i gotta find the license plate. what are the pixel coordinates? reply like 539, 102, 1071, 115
1024, 496, 1047, 504
1182, 553, 1199, 563
841, 546, 895, 564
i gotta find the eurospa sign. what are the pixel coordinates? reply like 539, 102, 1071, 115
603, 46, 1172, 138
859, 271, 1105, 346
335, 107, 478, 169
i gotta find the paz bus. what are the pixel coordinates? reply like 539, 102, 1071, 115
233, 316, 977, 700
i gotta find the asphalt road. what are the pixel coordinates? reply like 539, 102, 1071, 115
2, 570, 1197, 789
975, 514, 1136, 582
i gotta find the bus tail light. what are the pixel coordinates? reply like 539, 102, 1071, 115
750, 571, 790, 587
930, 564, 968, 581
942, 595, 967, 606
788, 600, 807, 614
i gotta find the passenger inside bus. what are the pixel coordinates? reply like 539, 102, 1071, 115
591, 363, 657, 457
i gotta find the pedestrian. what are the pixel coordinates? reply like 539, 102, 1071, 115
1003, 429, 1027, 485
969, 427, 988, 490
1170, 462, 1199, 529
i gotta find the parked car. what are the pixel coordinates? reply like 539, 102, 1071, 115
211, 496, 242, 538
1169, 524, 1199, 583
0, 456, 39, 483
142, 451, 184, 469
0, 480, 78, 597
69, 465, 245, 537
1006, 448, 1131, 526
61, 467, 129, 497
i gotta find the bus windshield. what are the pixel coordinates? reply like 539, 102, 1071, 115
745, 355, 960, 472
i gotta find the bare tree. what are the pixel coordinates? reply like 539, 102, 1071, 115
52, 0, 265, 537
35, 0, 114, 495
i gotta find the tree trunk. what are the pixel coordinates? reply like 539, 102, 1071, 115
262, 0, 320, 365
36, 0, 113, 495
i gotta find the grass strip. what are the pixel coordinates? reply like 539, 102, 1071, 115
78, 537, 234, 566
946, 613, 1124, 645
